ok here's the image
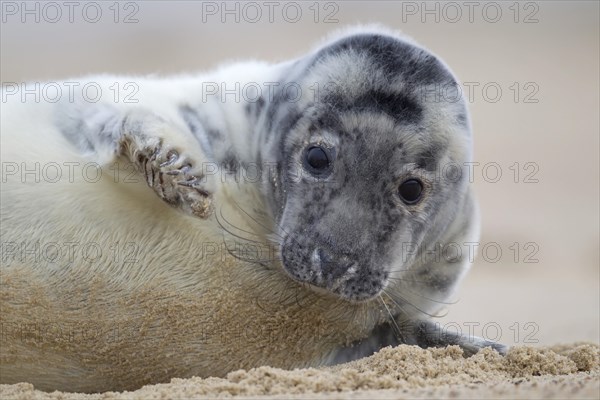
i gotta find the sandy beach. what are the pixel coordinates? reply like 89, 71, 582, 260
1, 343, 598, 399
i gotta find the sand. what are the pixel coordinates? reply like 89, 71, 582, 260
1, 343, 598, 399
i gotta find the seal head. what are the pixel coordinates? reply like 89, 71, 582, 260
261, 31, 473, 302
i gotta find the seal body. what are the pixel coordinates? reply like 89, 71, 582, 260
0, 27, 503, 392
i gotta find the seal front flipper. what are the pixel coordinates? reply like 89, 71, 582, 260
118, 111, 213, 219
57, 104, 213, 219
403, 319, 508, 356
330, 319, 507, 365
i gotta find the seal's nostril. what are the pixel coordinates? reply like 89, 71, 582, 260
315, 247, 352, 280
316, 248, 334, 265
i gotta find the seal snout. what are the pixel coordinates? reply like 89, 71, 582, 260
281, 234, 390, 301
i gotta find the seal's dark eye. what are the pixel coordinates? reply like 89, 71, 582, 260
398, 179, 423, 204
304, 146, 331, 173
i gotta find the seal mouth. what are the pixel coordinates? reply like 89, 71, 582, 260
293, 277, 386, 304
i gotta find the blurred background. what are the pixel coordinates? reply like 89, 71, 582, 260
2, 1, 598, 345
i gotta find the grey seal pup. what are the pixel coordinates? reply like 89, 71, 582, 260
0, 26, 505, 392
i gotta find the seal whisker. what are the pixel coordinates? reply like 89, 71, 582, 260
386, 278, 459, 306
378, 294, 403, 340
229, 198, 306, 253
228, 199, 312, 272
216, 225, 278, 267
382, 288, 442, 319
216, 203, 264, 239
343, 304, 360, 334
215, 205, 271, 246
401, 286, 458, 306
214, 205, 283, 269
221, 240, 274, 269
217, 220, 268, 248
230, 198, 284, 240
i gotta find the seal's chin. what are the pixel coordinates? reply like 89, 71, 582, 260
279, 258, 386, 303
311, 282, 385, 303
291, 274, 386, 303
